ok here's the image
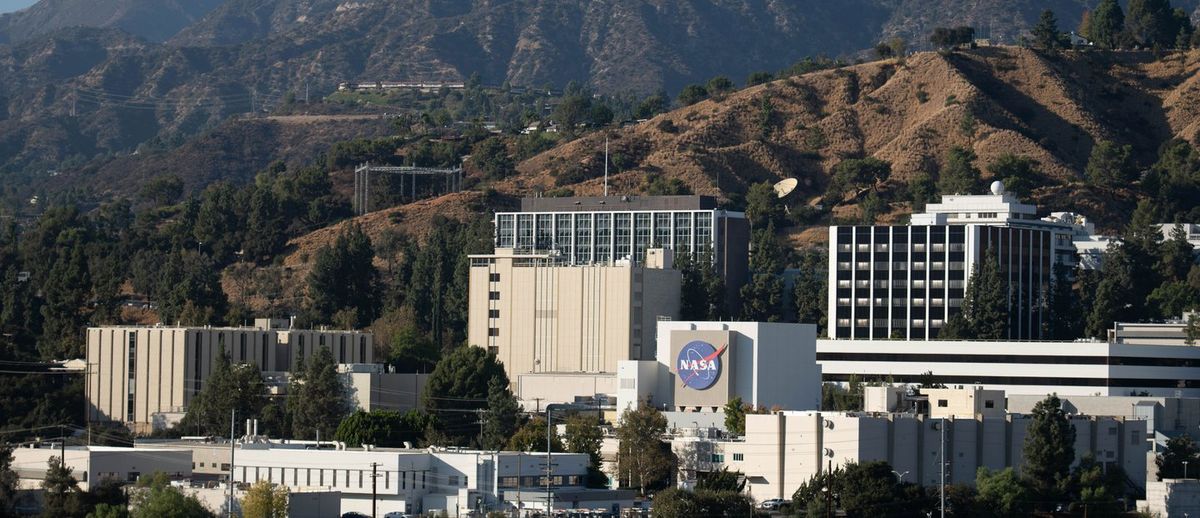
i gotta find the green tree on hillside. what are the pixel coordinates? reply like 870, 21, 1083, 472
1022, 395, 1075, 504
1126, 0, 1181, 48
307, 223, 377, 327
677, 84, 709, 106
745, 181, 784, 229
1089, 0, 1127, 49
986, 154, 1043, 199
1085, 140, 1136, 187
1031, 9, 1067, 50
938, 146, 981, 195
706, 76, 735, 96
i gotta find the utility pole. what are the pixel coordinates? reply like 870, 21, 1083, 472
370, 462, 380, 518
603, 136, 609, 197
824, 459, 832, 518
544, 404, 563, 515
229, 409, 236, 518
515, 453, 522, 518
940, 417, 946, 518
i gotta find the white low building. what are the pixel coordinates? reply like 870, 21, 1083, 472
671, 388, 1149, 504
816, 335, 1200, 398
11, 445, 192, 491
212, 443, 630, 516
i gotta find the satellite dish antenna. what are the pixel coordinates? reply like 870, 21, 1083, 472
773, 178, 799, 198
773, 178, 798, 215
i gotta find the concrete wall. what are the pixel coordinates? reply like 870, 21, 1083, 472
346, 372, 429, 413
469, 253, 680, 379
516, 373, 617, 409
1142, 479, 1200, 517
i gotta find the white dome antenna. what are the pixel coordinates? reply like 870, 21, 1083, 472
989, 180, 1005, 195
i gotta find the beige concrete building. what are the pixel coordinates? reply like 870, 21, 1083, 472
923, 387, 1006, 419
711, 410, 1147, 503
85, 319, 373, 434
468, 248, 680, 377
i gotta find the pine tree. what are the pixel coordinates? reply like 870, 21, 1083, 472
740, 274, 784, 322
1022, 395, 1075, 505
291, 346, 351, 440
0, 444, 17, 518
1087, 245, 1135, 338
957, 249, 1008, 339
1160, 224, 1196, 282
1126, 0, 1177, 47
1045, 264, 1082, 340
937, 146, 981, 195
1085, 140, 1136, 187
1157, 434, 1200, 479
1031, 9, 1065, 50
244, 187, 285, 264
1090, 0, 1127, 49
481, 377, 521, 450
422, 346, 510, 446
307, 224, 378, 327
42, 456, 84, 518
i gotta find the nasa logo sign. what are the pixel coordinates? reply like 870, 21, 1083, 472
677, 340, 727, 390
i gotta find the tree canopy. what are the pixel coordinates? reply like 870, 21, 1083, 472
1022, 395, 1075, 504
421, 346, 511, 447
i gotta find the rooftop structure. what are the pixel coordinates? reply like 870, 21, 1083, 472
494, 195, 749, 302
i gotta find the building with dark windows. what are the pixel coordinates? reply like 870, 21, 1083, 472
827, 181, 1071, 340
493, 195, 749, 302
85, 319, 373, 434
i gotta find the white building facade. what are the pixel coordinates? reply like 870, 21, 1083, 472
828, 184, 1075, 341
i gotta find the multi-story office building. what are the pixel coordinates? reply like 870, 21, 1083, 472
493, 195, 749, 301
468, 248, 680, 377
85, 319, 373, 434
828, 182, 1071, 340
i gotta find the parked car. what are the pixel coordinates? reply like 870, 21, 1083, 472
759, 498, 787, 510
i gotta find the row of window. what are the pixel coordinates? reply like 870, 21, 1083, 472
837, 279, 965, 289
840, 243, 966, 253
495, 211, 716, 263
836, 318, 947, 328
498, 475, 582, 488
243, 465, 435, 490
836, 298, 963, 308
837, 261, 966, 271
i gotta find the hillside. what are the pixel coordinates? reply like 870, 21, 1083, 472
268, 47, 1200, 279
7, 0, 1200, 208
0, 0, 222, 44
507, 47, 1200, 230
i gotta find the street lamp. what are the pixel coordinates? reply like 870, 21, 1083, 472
892, 470, 909, 484
1185, 460, 1190, 480
545, 403, 566, 515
